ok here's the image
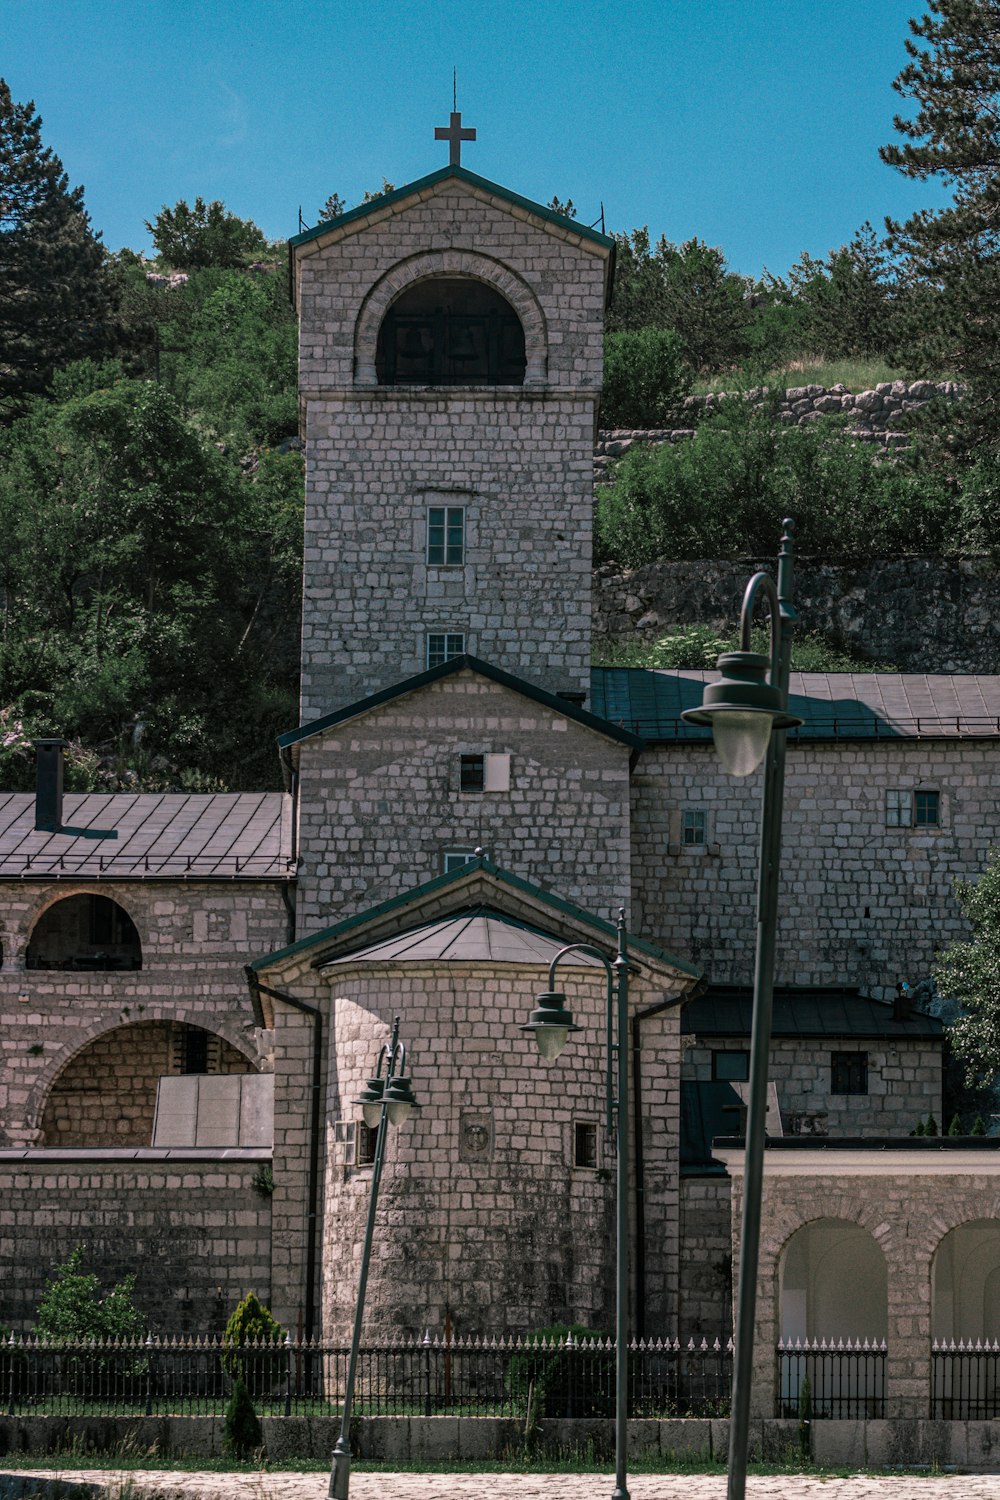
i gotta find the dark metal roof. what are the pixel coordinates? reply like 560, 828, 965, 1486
591, 668, 1000, 745
681, 1081, 744, 1176
682, 986, 943, 1041
0, 792, 293, 880
321, 906, 605, 969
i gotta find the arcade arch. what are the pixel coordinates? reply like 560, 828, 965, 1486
26, 893, 142, 972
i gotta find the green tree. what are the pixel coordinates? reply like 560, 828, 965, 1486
935, 850, 1000, 1083
145, 197, 267, 269
880, 0, 1000, 446
222, 1290, 284, 1390
317, 192, 346, 222
601, 327, 690, 427
35, 1246, 145, 1340
607, 229, 750, 374
0, 79, 116, 419
775, 223, 898, 359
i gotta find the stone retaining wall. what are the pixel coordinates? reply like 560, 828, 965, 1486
594, 379, 962, 481
593, 555, 1000, 674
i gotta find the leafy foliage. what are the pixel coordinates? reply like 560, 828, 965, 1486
934, 851, 1000, 1084
0, 79, 117, 420
35, 1246, 145, 1340
222, 1291, 284, 1386
601, 327, 690, 427
224, 1378, 263, 1458
880, 0, 1000, 450
145, 197, 268, 269
506, 1325, 610, 1420
769, 223, 899, 361
608, 229, 750, 374
595, 624, 896, 673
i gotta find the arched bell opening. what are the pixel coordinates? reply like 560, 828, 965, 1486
376, 277, 526, 386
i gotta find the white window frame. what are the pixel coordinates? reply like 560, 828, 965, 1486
443, 847, 477, 873
886, 789, 912, 828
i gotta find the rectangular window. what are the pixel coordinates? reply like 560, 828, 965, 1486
886, 789, 912, 828
682, 808, 707, 846
357, 1121, 380, 1166
915, 789, 941, 827
460, 754, 485, 792
427, 632, 465, 669
180, 1026, 209, 1075
574, 1122, 598, 1168
427, 505, 465, 565
443, 848, 477, 873
831, 1051, 868, 1095
712, 1050, 750, 1082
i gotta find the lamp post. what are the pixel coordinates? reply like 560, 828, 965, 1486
330, 1016, 420, 1500
521, 909, 636, 1500
681, 518, 802, 1500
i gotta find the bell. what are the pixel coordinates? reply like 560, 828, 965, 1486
401, 325, 427, 359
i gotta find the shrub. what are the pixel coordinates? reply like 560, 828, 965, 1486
601, 328, 690, 428
506, 1324, 612, 1419
224, 1377, 262, 1458
222, 1290, 284, 1394
35, 1246, 145, 1341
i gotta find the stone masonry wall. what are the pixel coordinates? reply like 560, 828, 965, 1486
593, 555, 1000, 674
294, 671, 633, 936
683, 1038, 941, 1136
319, 968, 682, 1342
678, 1176, 733, 1340
632, 739, 1000, 1001
593, 379, 962, 482
0, 881, 287, 1145
0, 1154, 271, 1334
296, 177, 609, 719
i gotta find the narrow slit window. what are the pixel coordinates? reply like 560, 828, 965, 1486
574, 1122, 598, 1168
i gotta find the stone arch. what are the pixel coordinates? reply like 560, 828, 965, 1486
24, 886, 145, 972
24, 1006, 261, 1141
354, 250, 548, 387
932, 1218, 1000, 1343
35, 1016, 260, 1148
778, 1217, 889, 1344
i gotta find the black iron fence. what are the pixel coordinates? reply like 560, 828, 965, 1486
0, 1334, 732, 1420
776, 1338, 886, 1419
931, 1339, 1000, 1419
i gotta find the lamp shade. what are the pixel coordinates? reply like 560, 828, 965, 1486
355, 1076, 385, 1128
384, 1073, 420, 1126
521, 991, 580, 1062
681, 651, 803, 776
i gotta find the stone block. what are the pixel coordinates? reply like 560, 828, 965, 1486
811, 1418, 865, 1466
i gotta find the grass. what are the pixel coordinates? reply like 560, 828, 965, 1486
691, 354, 928, 397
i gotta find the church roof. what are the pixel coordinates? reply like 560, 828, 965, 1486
591, 668, 1000, 744
320, 906, 607, 969
289, 165, 615, 253
278, 655, 643, 764
682, 985, 943, 1041
0, 791, 293, 881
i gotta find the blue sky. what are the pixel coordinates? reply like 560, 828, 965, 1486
5, 0, 951, 277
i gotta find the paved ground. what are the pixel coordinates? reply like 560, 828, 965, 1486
9, 1473, 1000, 1499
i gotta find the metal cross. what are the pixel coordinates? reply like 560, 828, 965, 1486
435, 110, 476, 166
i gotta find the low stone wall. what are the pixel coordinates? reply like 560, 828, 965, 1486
593, 554, 1000, 673
0, 1152, 272, 1335
594, 379, 962, 481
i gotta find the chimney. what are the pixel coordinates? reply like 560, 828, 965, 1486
33, 739, 67, 832
893, 980, 912, 1024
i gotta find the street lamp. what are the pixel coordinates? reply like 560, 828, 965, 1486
681, 518, 802, 1500
330, 1016, 421, 1500
521, 909, 636, 1500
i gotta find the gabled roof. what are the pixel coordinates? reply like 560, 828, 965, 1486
250, 853, 702, 982
320, 906, 606, 970
278, 655, 643, 765
0, 791, 293, 881
289, 165, 614, 254
591, 668, 1000, 745
682, 985, 943, 1041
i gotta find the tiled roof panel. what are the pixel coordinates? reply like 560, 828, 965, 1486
0, 792, 293, 879
321, 907, 606, 968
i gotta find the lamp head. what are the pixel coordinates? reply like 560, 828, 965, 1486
521, 991, 580, 1062
356, 1076, 385, 1128
384, 1073, 420, 1126
681, 651, 803, 776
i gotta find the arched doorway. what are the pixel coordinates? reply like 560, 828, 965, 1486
27, 894, 142, 971
39, 1021, 255, 1147
931, 1220, 1000, 1418
376, 277, 526, 385
778, 1218, 888, 1417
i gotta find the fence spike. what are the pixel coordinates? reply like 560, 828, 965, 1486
713, 1337, 721, 1351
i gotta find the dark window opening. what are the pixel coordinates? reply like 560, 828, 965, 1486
178, 1025, 210, 1074
27, 894, 142, 971
358, 1121, 381, 1166
831, 1051, 868, 1095
460, 754, 485, 793
712, 1050, 750, 1082
377, 278, 526, 386
915, 790, 941, 827
574, 1122, 598, 1168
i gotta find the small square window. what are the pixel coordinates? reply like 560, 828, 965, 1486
427, 505, 465, 566
712, 1050, 750, 1082
682, 809, 707, 846
574, 1122, 598, 1168
915, 790, 940, 827
831, 1051, 868, 1095
443, 848, 477, 873
427, 632, 465, 669
357, 1120, 381, 1165
460, 754, 485, 792
886, 789, 912, 827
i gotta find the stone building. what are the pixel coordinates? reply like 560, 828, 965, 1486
3, 145, 1000, 1432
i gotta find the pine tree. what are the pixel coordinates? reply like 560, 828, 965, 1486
880, 0, 1000, 446
0, 79, 115, 419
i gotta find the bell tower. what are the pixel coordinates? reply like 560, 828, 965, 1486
289, 135, 614, 721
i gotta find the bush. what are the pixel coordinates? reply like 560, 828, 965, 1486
222, 1290, 284, 1394
507, 1324, 612, 1420
601, 328, 690, 428
35, 1246, 145, 1341
224, 1377, 263, 1458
